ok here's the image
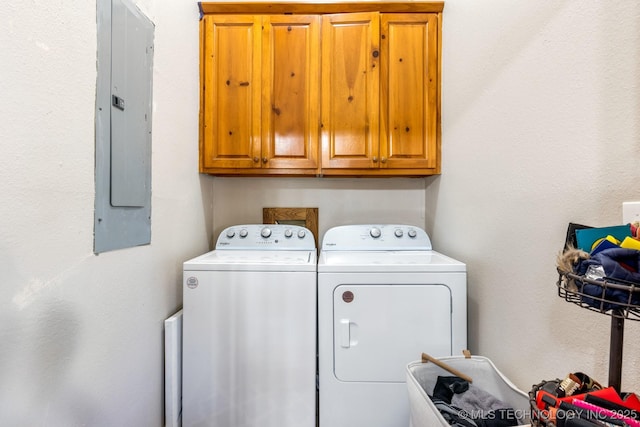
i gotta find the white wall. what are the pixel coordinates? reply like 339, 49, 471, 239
212, 177, 427, 241
426, 0, 640, 391
1, 0, 640, 425
0, 1, 211, 425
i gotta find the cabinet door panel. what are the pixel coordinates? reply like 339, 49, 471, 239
201, 15, 262, 170
262, 15, 320, 169
321, 12, 380, 169
380, 13, 438, 170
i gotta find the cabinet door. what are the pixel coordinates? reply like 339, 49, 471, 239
380, 13, 439, 171
200, 15, 262, 170
321, 12, 380, 169
262, 15, 321, 170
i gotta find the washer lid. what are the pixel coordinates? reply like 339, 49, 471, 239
318, 250, 465, 273
184, 250, 317, 272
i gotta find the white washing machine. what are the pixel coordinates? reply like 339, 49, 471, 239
317, 224, 467, 427
182, 224, 317, 427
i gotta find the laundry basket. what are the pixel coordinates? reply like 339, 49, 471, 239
406, 355, 531, 427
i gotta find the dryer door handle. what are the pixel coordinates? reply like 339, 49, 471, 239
339, 319, 351, 348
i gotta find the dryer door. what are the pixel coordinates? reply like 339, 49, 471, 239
333, 284, 452, 382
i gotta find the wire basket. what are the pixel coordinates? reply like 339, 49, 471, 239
528, 379, 555, 427
556, 269, 640, 321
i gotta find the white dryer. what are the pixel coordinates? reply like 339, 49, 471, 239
317, 224, 467, 427
182, 224, 317, 427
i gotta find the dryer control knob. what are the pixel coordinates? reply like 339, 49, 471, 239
284, 229, 293, 238
408, 229, 417, 238
370, 227, 381, 238
394, 229, 404, 238
239, 229, 248, 238
297, 229, 306, 239
226, 229, 235, 238
261, 227, 272, 238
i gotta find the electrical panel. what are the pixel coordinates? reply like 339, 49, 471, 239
95, 0, 154, 253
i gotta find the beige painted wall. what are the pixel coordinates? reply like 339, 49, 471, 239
0, 1, 210, 425
1, 0, 639, 425
211, 177, 427, 244
426, 0, 640, 391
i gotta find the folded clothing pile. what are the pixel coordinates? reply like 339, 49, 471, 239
574, 247, 640, 310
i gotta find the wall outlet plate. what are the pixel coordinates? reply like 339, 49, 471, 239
622, 202, 640, 224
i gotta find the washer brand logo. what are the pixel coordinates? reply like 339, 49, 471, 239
186, 277, 198, 289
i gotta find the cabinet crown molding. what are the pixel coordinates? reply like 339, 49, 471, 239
199, 2, 444, 16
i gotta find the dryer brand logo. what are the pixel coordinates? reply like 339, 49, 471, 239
342, 291, 354, 303
186, 276, 198, 289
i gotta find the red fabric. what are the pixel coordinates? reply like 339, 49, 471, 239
536, 387, 640, 412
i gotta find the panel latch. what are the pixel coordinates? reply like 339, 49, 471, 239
112, 94, 125, 110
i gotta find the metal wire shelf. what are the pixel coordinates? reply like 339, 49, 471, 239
556, 268, 640, 321
555, 268, 640, 392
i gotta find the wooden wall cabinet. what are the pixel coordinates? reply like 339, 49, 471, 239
200, 14, 321, 175
199, 2, 443, 177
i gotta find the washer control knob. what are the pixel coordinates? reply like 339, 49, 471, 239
394, 229, 403, 238
226, 229, 235, 238
239, 229, 248, 238
297, 229, 306, 239
261, 227, 272, 238
284, 229, 293, 238
370, 227, 381, 238
408, 229, 417, 238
